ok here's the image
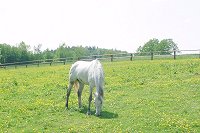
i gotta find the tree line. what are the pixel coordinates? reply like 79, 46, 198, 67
0, 38, 179, 63
0, 42, 127, 63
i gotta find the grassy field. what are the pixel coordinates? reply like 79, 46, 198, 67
0, 59, 200, 132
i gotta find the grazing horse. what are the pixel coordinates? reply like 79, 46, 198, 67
65, 59, 104, 116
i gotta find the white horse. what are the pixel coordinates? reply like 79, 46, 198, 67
65, 59, 104, 116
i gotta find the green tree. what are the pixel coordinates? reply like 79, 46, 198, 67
137, 38, 178, 55
34, 44, 43, 60
0, 42, 33, 63
136, 38, 159, 55
0, 43, 12, 63
17, 41, 32, 61
72, 45, 90, 58
55, 43, 69, 58
158, 39, 178, 54
43, 49, 54, 60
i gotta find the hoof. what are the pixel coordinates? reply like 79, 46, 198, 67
95, 113, 101, 116
87, 111, 91, 115
64, 107, 68, 111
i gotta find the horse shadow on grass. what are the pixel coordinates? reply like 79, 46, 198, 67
79, 106, 118, 119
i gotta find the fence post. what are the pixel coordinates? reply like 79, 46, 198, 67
111, 55, 113, 62
173, 50, 176, 60
151, 52, 154, 60
130, 53, 133, 61
64, 60, 66, 65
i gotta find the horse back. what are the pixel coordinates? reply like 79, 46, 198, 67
69, 61, 91, 84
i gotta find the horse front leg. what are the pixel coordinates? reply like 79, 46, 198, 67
66, 82, 73, 108
87, 87, 93, 115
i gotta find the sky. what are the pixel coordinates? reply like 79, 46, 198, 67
0, 0, 200, 53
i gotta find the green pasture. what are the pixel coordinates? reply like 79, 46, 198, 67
0, 59, 200, 132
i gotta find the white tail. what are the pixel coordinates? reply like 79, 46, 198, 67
74, 80, 79, 93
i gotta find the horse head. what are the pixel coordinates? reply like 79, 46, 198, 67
94, 92, 103, 116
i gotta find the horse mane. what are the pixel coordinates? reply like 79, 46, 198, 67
93, 59, 104, 98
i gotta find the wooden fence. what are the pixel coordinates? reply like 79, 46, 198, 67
0, 49, 199, 68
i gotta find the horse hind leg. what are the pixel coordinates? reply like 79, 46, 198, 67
66, 82, 73, 108
77, 82, 84, 108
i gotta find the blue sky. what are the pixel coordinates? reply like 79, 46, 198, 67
0, 0, 200, 52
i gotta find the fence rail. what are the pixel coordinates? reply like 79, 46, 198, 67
0, 49, 199, 68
